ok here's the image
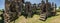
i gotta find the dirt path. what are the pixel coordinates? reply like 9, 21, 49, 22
50, 17, 60, 23
19, 18, 27, 23
18, 16, 27, 23
11, 12, 60, 23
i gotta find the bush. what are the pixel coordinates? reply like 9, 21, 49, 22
56, 9, 60, 12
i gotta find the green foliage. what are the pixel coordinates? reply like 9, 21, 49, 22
0, 9, 4, 12
56, 9, 60, 12
59, 6, 60, 9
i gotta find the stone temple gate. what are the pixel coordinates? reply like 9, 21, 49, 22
2, 0, 57, 23
4, 0, 24, 23
39, 0, 56, 21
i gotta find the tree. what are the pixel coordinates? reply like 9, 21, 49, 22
59, 6, 60, 9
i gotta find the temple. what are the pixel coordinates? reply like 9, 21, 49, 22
3, 0, 57, 23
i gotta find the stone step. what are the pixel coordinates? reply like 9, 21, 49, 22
40, 13, 47, 21
40, 16, 46, 19
40, 16, 47, 21
40, 16, 45, 18
41, 14, 45, 16
40, 15, 46, 18
40, 18, 46, 21
40, 15, 46, 17
40, 14, 46, 16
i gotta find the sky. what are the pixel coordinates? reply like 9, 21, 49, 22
0, 0, 60, 10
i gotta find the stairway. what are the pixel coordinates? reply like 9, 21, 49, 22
40, 13, 47, 21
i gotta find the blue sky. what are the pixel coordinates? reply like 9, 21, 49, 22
0, 0, 60, 9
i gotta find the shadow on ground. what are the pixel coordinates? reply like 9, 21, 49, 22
0, 14, 4, 23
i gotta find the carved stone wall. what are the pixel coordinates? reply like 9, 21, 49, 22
4, 0, 24, 23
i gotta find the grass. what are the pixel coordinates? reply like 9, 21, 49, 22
0, 12, 60, 23
10, 12, 60, 23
